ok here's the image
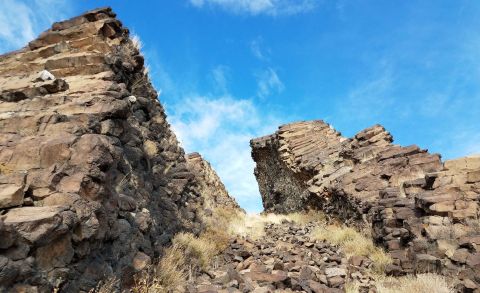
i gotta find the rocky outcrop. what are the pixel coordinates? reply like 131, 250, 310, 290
251, 120, 480, 291
186, 152, 242, 212
0, 7, 225, 292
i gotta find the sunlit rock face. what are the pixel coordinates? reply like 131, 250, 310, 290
251, 120, 480, 290
0, 7, 234, 291
186, 152, 242, 212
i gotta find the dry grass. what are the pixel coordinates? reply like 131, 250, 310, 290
133, 243, 186, 292
375, 273, 454, 293
130, 207, 242, 292
228, 213, 269, 239
345, 281, 361, 293
131, 34, 143, 51
284, 210, 326, 225
133, 232, 220, 292
89, 277, 119, 293
172, 232, 217, 270
228, 210, 327, 240
311, 224, 392, 274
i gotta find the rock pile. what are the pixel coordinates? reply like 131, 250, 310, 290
188, 221, 375, 293
0, 7, 238, 292
251, 120, 480, 291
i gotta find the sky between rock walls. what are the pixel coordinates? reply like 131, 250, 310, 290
1, 0, 480, 212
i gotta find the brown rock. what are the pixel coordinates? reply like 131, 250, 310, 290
35, 235, 74, 270
3, 206, 73, 244
0, 184, 24, 209
246, 270, 288, 283
132, 251, 151, 271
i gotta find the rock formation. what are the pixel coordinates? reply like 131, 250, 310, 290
0, 7, 239, 292
251, 120, 480, 291
186, 152, 242, 212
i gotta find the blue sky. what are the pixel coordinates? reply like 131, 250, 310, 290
1, 1, 480, 212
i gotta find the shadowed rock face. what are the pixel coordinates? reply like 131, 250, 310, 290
0, 7, 236, 292
251, 120, 480, 290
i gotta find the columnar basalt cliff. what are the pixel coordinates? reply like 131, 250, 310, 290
251, 120, 480, 291
186, 152, 242, 212
0, 7, 236, 292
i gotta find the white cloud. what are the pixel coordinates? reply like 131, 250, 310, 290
256, 67, 285, 98
189, 0, 317, 16
211, 65, 230, 93
0, 0, 72, 53
168, 95, 282, 212
250, 37, 270, 60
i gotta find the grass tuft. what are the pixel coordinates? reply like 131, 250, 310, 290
311, 224, 392, 275
375, 273, 454, 293
129, 207, 243, 292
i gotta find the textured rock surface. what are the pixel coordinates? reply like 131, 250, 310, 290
186, 152, 242, 212
251, 120, 480, 290
0, 7, 234, 292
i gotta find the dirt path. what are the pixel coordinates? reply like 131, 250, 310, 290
187, 220, 375, 293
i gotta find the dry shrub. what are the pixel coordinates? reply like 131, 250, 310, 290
133, 243, 187, 293
133, 232, 215, 292
203, 207, 243, 251
132, 207, 242, 292
172, 232, 216, 270
311, 224, 392, 274
376, 273, 454, 293
90, 277, 119, 293
345, 281, 361, 293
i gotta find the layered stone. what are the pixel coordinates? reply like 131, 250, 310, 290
186, 152, 242, 212
251, 120, 480, 291
0, 7, 224, 291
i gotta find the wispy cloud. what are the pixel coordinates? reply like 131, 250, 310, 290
250, 37, 270, 60
211, 65, 230, 93
168, 95, 281, 212
432, 128, 480, 160
0, 0, 72, 53
334, 64, 396, 128
189, 0, 317, 16
256, 67, 285, 98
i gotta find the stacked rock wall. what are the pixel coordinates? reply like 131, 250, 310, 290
251, 120, 480, 291
0, 7, 219, 292
186, 152, 242, 212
